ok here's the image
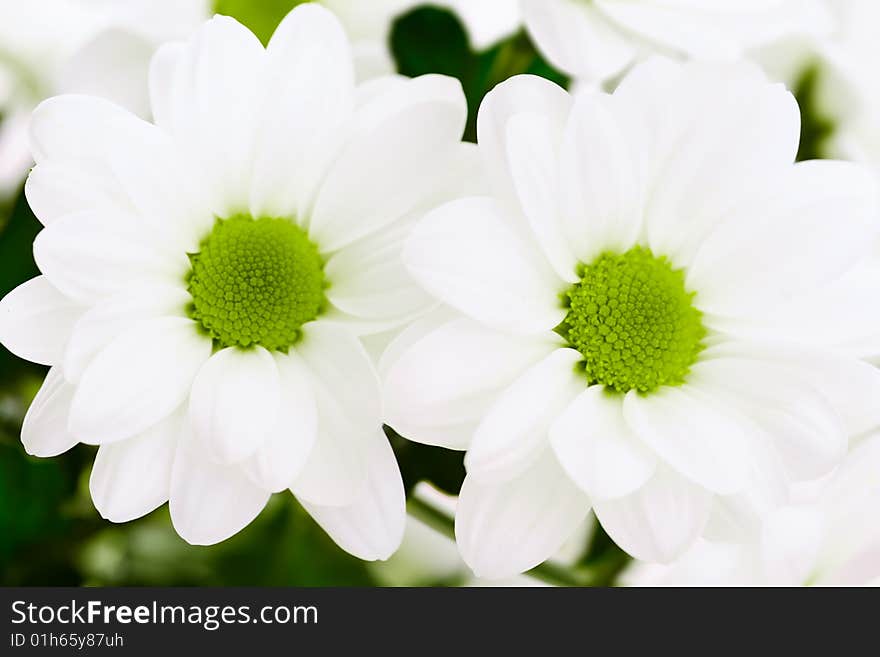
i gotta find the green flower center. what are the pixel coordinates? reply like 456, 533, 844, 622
187, 215, 327, 351
557, 246, 706, 394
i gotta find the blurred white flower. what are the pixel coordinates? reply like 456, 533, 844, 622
0, 0, 208, 195
625, 432, 880, 586
437, 0, 522, 50
521, 0, 831, 84
0, 6, 474, 556
383, 57, 880, 579
758, 1, 880, 168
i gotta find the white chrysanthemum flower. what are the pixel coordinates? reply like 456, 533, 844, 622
624, 432, 880, 586
0, 0, 208, 194
521, 0, 831, 84
382, 57, 880, 579
0, 5, 474, 557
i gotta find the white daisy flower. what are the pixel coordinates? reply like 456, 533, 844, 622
624, 431, 880, 586
521, 0, 831, 84
382, 57, 880, 579
0, 0, 208, 195
0, 5, 473, 557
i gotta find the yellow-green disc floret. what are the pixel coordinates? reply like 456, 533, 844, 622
187, 215, 326, 351
558, 246, 706, 394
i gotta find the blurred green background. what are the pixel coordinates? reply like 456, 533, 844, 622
0, 4, 828, 586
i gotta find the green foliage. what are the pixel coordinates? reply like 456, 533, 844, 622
795, 64, 837, 162
391, 7, 569, 142
212, 0, 309, 45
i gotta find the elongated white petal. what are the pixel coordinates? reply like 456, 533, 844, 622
33, 210, 186, 305
299, 430, 405, 561
249, 3, 355, 218
69, 318, 211, 445
690, 160, 879, 316
310, 74, 467, 252
560, 91, 645, 265
324, 220, 433, 327
759, 505, 825, 585
244, 352, 318, 493
456, 450, 590, 579
170, 429, 270, 546
404, 196, 564, 334
691, 355, 845, 480
522, 0, 635, 81
0, 276, 80, 366
383, 318, 557, 449
466, 348, 583, 483
594, 467, 712, 563
21, 367, 78, 457
149, 15, 265, 214
291, 322, 380, 506
638, 62, 801, 266
25, 159, 127, 226
623, 386, 751, 495
90, 410, 181, 523
505, 112, 577, 282
63, 284, 189, 384
550, 386, 656, 500
477, 75, 571, 216
190, 347, 280, 465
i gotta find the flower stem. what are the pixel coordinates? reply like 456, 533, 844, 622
406, 496, 615, 587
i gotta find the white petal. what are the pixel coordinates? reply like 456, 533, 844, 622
559, 90, 645, 264
713, 258, 880, 360
296, 322, 381, 431
521, 0, 635, 81
244, 352, 318, 493
150, 15, 265, 214
403, 196, 564, 334
58, 29, 154, 117
25, 159, 127, 226
383, 318, 557, 450
31, 95, 209, 249
69, 317, 211, 445
170, 429, 270, 546
310, 74, 467, 252
689, 160, 879, 316
324, 219, 433, 327
504, 112, 577, 281
476, 74, 571, 216
550, 386, 657, 500
290, 322, 380, 506
594, 467, 712, 563
90, 410, 181, 523
63, 284, 190, 384
33, 210, 186, 305
299, 430, 405, 561
21, 368, 78, 457
639, 62, 801, 266
759, 505, 825, 585
466, 348, 583, 483
249, 4, 355, 218
456, 450, 590, 580
190, 347, 280, 465
0, 276, 80, 366
703, 341, 880, 440
691, 354, 845, 481
623, 386, 752, 495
